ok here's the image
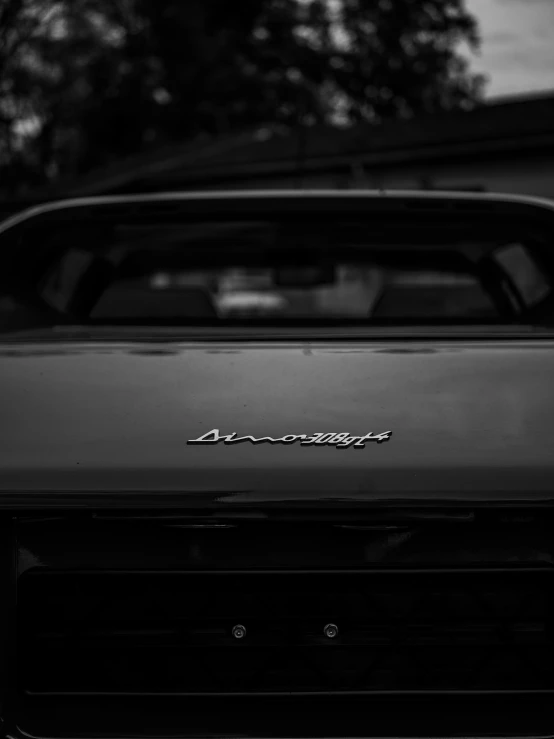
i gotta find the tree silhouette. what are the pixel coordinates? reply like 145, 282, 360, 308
0, 0, 487, 195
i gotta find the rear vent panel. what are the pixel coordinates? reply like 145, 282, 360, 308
12, 510, 554, 737
19, 570, 554, 695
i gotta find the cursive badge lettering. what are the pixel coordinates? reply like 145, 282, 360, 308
187, 429, 392, 448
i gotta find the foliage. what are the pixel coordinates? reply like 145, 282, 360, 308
0, 0, 487, 195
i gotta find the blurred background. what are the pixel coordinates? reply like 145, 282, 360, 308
1, 0, 553, 217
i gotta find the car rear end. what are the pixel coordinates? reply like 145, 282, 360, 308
1, 190, 554, 739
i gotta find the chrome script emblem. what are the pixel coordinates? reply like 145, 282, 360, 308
187, 429, 392, 448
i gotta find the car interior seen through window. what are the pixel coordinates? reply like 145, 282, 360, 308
2, 217, 554, 332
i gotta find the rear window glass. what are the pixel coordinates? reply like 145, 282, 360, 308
2, 214, 554, 332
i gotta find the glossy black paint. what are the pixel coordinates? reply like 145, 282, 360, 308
1, 339, 554, 503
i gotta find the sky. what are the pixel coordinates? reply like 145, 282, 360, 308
465, 0, 554, 99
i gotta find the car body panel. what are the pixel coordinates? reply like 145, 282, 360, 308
2, 187, 554, 236
2, 188, 554, 504
0, 337, 553, 502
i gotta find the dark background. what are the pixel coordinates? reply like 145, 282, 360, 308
0, 0, 552, 212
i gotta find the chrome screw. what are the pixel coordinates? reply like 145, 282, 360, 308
232, 624, 247, 640
323, 623, 339, 639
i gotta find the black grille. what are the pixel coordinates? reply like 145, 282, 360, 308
13, 511, 554, 737
19, 569, 554, 695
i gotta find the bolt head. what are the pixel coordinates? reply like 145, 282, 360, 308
232, 624, 246, 639
324, 623, 339, 639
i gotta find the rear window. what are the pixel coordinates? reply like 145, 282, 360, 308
2, 214, 554, 332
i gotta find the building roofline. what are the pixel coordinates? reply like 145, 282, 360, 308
484, 88, 554, 105
25, 128, 263, 201
132, 131, 554, 189
6, 90, 554, 202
